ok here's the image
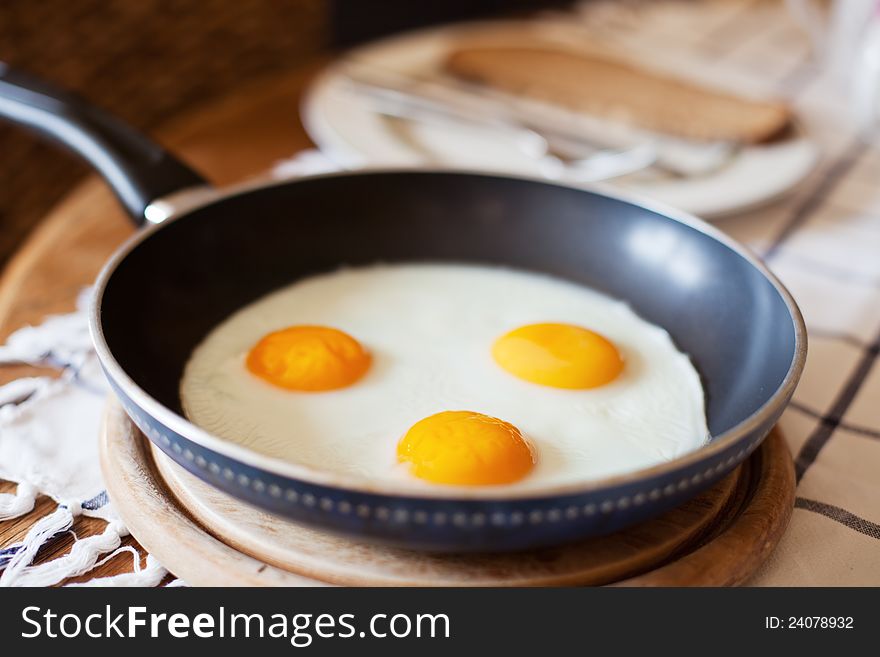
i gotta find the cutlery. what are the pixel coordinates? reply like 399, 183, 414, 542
341, 62, 739, 180
356, 81, 660, 182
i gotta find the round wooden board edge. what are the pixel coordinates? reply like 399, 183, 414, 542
101, 400, 795, 587
99, 399, 326, 586
618, 429, 795, 586
151, 438, 740, 587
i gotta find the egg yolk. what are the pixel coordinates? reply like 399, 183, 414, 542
492, 322, 623, 389
246, 325, 370, 391
397, 410, 535, 485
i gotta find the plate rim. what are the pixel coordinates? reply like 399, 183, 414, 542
299, 18, 820, 218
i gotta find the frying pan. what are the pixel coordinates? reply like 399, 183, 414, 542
0, 65, 806, 552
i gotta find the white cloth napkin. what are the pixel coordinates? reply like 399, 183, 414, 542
0, 290, 170, 586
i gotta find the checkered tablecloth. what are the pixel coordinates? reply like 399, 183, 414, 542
568, 0, 880, 585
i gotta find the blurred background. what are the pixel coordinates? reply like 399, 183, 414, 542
0, 0, 571, 265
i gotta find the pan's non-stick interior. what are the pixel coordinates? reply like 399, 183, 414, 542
100, 171, 796, 440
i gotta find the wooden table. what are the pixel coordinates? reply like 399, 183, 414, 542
0, 62, 322, 583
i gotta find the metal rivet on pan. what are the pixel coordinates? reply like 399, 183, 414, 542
546, 509, 562, 522
356, 504, 371, 518
491, 512, 506, 526
649, 488, 662, 501
413, 510, 428, 524
195, 455, 207, 468
183, 449, 194, 461
528, 510, 544, 524
565, 506, 579, 519
338, 501, 352, 514
633, 493, 647, 506
582, 503, 597, 516
208, 462, 220, 475
394, 509, 409, 523
237, 474, 249, 487
268, 484, 281, 498
223, 468, 234, 480
253, 480, 265, 492
285, 489, 299, 503
663, 484, 676, 496
452, 512, 468, 527
616, 497, 631, 510
433, 512, 447, 525
471, 513, 486, 526
319, 498, 333, 511
303, 494, 316, 507
600, 500, 614, 514
375, 506, 390, 520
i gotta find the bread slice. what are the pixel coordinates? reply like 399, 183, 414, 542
445, 46, 791, 143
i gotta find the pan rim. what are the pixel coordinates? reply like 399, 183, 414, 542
90, 167, 806, 501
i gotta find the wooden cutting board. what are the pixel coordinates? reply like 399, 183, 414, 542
99, 400, 794, 586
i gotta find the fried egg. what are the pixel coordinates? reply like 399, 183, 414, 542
180, 263, 708, 490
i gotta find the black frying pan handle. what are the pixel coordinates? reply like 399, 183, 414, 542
0, 62, 210, 226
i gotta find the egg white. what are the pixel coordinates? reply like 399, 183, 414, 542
180, 263, 709, 490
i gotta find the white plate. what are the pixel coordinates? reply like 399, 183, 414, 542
302, 21, 819, 218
